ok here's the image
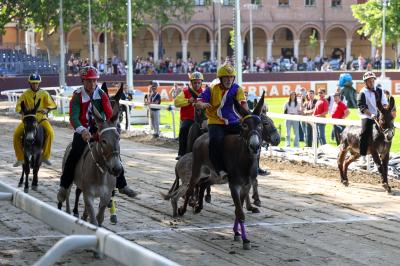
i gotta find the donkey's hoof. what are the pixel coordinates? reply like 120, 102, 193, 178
243, 239, 251, 250
205, 194, 211, 203
24, 187, 29, 193
234, 232, 241, 242
251, 207, 260, 214
253, 199, 261, 207
341, 179, 349, 187
73, 212, 79, 218
177, 207, 186, 216
18, 182, 23, 188
194, 205, 202, 214
31, 185, 38, 191
110, 215, 118, 225
57, 202, 62, 210
383, 183, 391, 193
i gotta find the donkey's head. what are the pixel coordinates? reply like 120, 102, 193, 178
234, 91, 265, 155
92, 101, 123, 176
21, 100, 41, 144
260, 113, 280, 146
377, 97, 395, 142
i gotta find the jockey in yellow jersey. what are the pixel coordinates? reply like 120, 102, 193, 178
13, 74, 57, 167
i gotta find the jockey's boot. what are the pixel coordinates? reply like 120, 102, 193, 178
42, 159, 52, 166
13, 160, 24, 167
118, 186, 138, 198
57, 187, 68, 203
258, 168, 270, 176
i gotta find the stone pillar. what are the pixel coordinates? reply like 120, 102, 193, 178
371, 45, 376, 61
123, 41, 128, 61
210, 39, 215, 61
319, 40, 325, 58
266, 39, 273, 61
153, 40, 159, 62
293, 39, 300, 60
94, 42, 99, 61
346, 39, 352, 63
182, 40, 188, 62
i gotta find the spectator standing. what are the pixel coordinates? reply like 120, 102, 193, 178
303, 90, 317, 147
112, 56, 119, 74
283, 91, 301, 147
331, 93, 349, 145
145, 82, 161, 138
313, 89, 329, 145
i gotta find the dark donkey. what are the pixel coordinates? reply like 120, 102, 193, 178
18, 100, 44, 193
178, 92, 266, 250
338, 97, 395, 192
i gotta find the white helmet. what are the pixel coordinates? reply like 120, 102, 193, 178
363, 71, 376, 82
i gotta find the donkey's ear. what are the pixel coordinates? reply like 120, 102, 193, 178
113, 83, 124, 103
252, 90, 265, 116
21, 101, 27, 114
389, 96, 395, 111
101, 82, 109, 96
92, 102, 105, 126
110, 101, 120, 123
234, 99, 250, 118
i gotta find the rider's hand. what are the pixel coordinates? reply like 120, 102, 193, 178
40, 108, 49, 114
195, 102, 211, 109
188, 97, 195, 104
371, 114, 377, 120
81, 130, 91, 142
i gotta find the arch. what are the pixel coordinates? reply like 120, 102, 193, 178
325, 24, 350, 40
161, 24, 185, 40
66, 25, 97, 43
242, 25, 270, 41
271, 24, 297, 40
186, 24, 213, 41
298, 24, 323, 40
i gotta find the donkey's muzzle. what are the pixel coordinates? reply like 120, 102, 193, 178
270, 132, 281, 146
249, 135, 261, 153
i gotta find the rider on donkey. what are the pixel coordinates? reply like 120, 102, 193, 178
174, 71, 204, 160
195, 64, 249, 179
57, 66, 137, 202
13, 74, 57, 167
357, 71, 388, 166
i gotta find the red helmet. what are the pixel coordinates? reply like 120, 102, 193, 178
80, 66, 99, 80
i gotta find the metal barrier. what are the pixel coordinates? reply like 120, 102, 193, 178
0, 181, 180, 266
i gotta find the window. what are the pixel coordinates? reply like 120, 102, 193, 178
278, 0, 289, 7
251, 0, 261, 4
223, 0, 234, 6
305, 0, 315, 6
286, 29, 293, 41
331, 0, 341, 7
194, 0, 206, 5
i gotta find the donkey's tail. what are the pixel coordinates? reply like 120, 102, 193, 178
161, 167, 180, 200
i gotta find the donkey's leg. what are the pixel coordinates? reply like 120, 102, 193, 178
251, 178, 261, 207
229, 183, 246, 242
73, 188, 82, 218
342, 153, 359, 186
109, 190, 118, 225
31, 156, 40, 190
377, 152, 391, 193
205, 185, 211, 203
97, 196, 109, 227
23, 161, 30, 193
194, 182, 209, 214
245, 195, 260, 213
337, 145, 348, 185
239, 183, 252, 250
18, 168, 24, 187
178, 163, 201, 216
83, 194, 98, 226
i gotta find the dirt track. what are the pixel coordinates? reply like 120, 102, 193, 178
2, 115, 400, 266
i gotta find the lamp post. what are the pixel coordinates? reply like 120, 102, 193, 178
381, 0, 388, 78
234, 0, 242, 85
88, 0, 93, 66
244, 3, 258, 73
127, 0, 134, 90
213, 0, 223, 67
59, 0, 66, 89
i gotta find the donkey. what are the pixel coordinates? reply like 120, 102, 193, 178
62, 103, 123, 226
338, 97, 395, 193
18, 100, 44, 193
177, 92, 265, 250
163, 113, 280, 217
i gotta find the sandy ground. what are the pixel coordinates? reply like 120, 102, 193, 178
2, 115, 400, 265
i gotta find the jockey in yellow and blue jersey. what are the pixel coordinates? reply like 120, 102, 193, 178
13, 74, 57, 167
195, 64, 249, 178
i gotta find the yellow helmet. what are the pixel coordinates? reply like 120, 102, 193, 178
217, 64, 236, 78
189, 71, 204, 81
28, 73, 41, 83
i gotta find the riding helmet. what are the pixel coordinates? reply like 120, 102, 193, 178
189, 71, 204, 81
80, 66, 100, 80
28, 73, 42, 83
217, 64, 236, 78
362, 71, 376, 82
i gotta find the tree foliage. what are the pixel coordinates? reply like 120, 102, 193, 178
0, 0, 196, 37
352, 0, 400, 47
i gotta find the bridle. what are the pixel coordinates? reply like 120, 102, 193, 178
240, 114, 262, 152
86, 126, 120, 174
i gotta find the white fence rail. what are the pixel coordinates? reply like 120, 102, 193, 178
0, 181, 180, 266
